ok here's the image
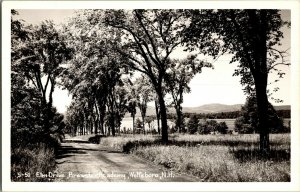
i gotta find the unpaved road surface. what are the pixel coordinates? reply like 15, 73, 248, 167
54, 137, 198, 182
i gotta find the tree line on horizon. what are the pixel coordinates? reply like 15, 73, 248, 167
176, 110, 290, 120
122, 95, 290, 135
11, 9, 290, 154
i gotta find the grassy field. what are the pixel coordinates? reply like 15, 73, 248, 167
100, 133, 290, 182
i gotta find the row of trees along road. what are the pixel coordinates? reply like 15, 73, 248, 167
17, 9, 288, 154
62, 10, 212, 142
11, 10, 72, 148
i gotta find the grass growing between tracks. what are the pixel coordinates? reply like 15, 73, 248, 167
100, 133, 290, 182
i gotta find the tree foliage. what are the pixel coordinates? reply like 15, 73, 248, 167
234, 96, 287, 134
61, 10, 130, 136
11, 10, 70, 148
184, 9, 289, 153
187, 115, 199, 134
135, 75, 153, 134
103, 9, 192, 142
165, 55, 212, 133
216, 122, 229, 134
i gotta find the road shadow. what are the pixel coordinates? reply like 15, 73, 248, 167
88, 135, 106, 144
63, 135, 105, 144
63, 139, 90, 144
56, 145, 87, 160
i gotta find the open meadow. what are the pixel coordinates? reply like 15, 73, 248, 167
99, 133, 290, 182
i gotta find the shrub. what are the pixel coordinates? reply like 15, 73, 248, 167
234, 116, 255, 134
169, 126, 177, 134
216, 121, 229, 134
234, 96, 286, 134
187, 115, 199, 134
198, 122, 210, 134
135, 118, 142, 129
198, 120, 227, 134
206, 120, 218, 133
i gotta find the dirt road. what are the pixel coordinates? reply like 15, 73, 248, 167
54, 137, 198, 182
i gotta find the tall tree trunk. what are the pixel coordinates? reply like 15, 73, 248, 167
94, 119, 98, 135
41, 93, 49, 135
250, 10, 270, 155
256, 83, 269, 155
93, 100, 100, 135
91, 120, 94, 134
111, 117, 115, 136
46, 77, 55, 134
48, 77, 55, 108
107, 125, 110, 136
116, 116, 121, 136
175, 105, 183, 133
132, 114, 135, 134
83, 121, 86, 135
97, 98, 106, 135
142, 116, 145, 135
108, 94, 116, 137
156, 86, 168, 143
254, 49, 269, 155
155, 100, 161, 135
110, 112, 115, 136
100, 107, 105, 135
94, 101, 99, 134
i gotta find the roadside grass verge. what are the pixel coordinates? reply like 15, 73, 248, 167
100, 133, 290, 153
171, 133, 290, 146
100, 133, 290, 181
134, 145, 290, 182
11, 143, 57, 181
11, 133, 62, 182
100, 135, 158, 153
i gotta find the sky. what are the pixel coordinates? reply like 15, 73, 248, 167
14, 9, 291, 113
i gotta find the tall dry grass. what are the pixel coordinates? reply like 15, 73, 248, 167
101, 134, 157, 152
134, 145, 290, 182
100, 133, 290, 182
171, 133, 290, 145
11, 143, 57, 182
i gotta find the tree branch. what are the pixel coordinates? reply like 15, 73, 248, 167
268, 62, 291, 71
163, 41, 181, 64
229, 10, 256, 75
134, 10, 162, 66
107, 22, 158, 79
34, 70, 44, 96
44, 74, 51, 93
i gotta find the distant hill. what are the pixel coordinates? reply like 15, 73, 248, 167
273, 105, 290, 111
125, 103, 290, 118
182, 103, 242, 114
